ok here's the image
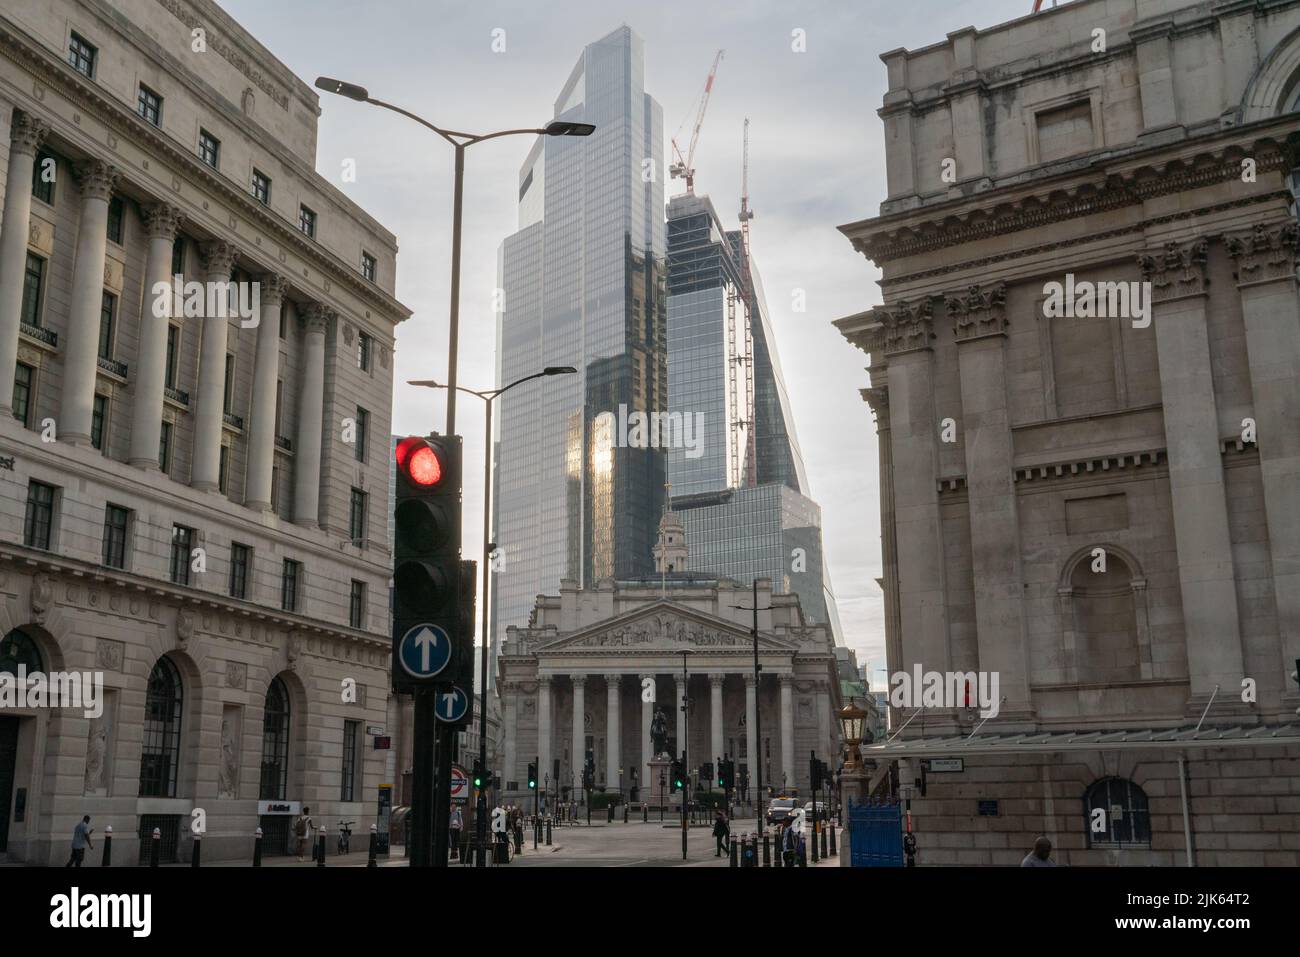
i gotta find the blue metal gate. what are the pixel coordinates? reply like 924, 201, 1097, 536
848, 799, 904, 867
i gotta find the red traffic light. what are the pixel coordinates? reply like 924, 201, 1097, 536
396, 436, 443, 487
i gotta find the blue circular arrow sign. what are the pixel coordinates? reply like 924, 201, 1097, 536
434, 686, 470, 723
398, 624, 452, 679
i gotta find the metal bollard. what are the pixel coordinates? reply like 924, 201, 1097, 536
623, 802, 629, 824
774, 830, 782, 869
821, 825, 828, 861
545, 818, 552, 845
368, 824, 378, 868
253, 827, 263, 867
608, 804, 615, 823
763, 829, 771, 867
191, 832, 201, 868
317, 826, 327, 867
642, 803, 648, 824
799, 834, 807, 867
730, 832, 738, 867
101, 826, 112, 868
149, 827, 160, 868
829, 823, 837, 857
812, 821, 820, 863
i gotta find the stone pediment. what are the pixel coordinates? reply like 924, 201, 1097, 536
536, 601, 797, 654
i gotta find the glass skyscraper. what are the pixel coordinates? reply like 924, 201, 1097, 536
492, 27, 667, 685
665, 192, 842, 642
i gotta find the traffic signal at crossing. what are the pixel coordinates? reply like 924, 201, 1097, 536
472, 761, 489, 789
391, 435, 464, 693
670, 759, 685, 791
527, 761, 538, 790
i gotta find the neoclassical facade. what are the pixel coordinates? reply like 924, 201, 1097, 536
836, 0, 1300, 865
0, 0, 408, 863
496, 536, 841, 806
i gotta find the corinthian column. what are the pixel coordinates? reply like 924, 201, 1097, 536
293, 302, 331, 526
570, 674, 585, 787
128, 204, 184, 467
779, 673, 795, 789
537, 675, 552, 796
0, 111, 49, 415
245, 274, 286, 509
605, 674, 620, 791
709, 673, 724, 768
60, 160, 120, 444
191, 241, 238, 489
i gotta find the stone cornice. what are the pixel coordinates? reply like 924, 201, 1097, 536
947, 282, 1008, 341
1013, 450, 1166, 484
841, 126, 1300, 267
1224, 221, 1300, 286
1138, 238, 1211, 302
0, 21, 410, 329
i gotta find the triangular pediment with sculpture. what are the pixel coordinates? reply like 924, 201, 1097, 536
535, 600, 801, 654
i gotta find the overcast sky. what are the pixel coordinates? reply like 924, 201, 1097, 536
222, 0, 1033, 685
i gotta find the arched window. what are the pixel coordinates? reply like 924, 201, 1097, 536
1068, 551, 1143, 684
1084, 777, 1151, 847
139, 656, 183, 798
259, 677, 290, 800
0, 629, 43, 675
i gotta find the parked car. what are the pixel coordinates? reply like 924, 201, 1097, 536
766, 798, 797, 826
802, 801, 829, 820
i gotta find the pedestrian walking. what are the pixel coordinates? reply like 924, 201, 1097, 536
293, 806, 313, 862
449, 805, 463, 860
65, 815, 94, 867
713, 811, 730, 857
1021, 836, 1058, 867
781, 819, 798, 867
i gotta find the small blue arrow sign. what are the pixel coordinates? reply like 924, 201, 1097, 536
398, 624, 451, 680
435, 686, 470, 723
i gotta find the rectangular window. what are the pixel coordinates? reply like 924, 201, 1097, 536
137, 84, 162, 126
198, 129, 220, 168
281, 559, 300, 612
171, 235, 185, 276
355, 407, 368, 463
32, 150, 54, 204
91, 395, 107, 451
67, 32, 96, 78
12, 363, 33, 428
357, 332, 371, 372
98, 291, 116, 359
102, 504, 130, 569
23, 481, 55, 550
158, 420, 172, 472
252, 169, 271, 205
342, 720, 359, 802
229, 543, 250, 600
218, 445, 229, 495
21, 254, 44, 328
349, 488, 367, 543
171, 525, 192, 585
223, 353, 235, 414
106, 196, 124, 244
361, 252, 376, 282
298, 205, 316, 238
165, 325, 180, 389
349, 580, 365, 629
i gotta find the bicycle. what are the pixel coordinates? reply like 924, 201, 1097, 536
337, 820, 355, 855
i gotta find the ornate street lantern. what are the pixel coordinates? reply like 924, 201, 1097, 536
837, 699, 868, 771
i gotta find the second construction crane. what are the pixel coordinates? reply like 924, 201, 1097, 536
670, 49, 723, 195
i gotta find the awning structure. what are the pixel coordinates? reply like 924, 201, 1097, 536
863, 722, 1300, 758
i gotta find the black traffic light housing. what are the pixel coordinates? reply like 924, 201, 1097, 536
527, 762, 538, 790
670, 759, 685, 792
391, 435, 463, 694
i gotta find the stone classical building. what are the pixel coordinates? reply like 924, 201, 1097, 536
0, 0, 409, 863
835, 0, 1300, 865
496, 515, 841, 807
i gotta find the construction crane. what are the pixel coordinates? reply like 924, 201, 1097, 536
728, 118, 757, 488
670, 49, 723, 195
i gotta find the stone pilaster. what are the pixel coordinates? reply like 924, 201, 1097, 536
1138, 238, 1244, 698
128, 204, 184, 468
570, 674, 585, 789
60, 160, 120, 444
605, 674, 620, 791
640, 672, 654, 803
743, 672, 758, 798
673, 674, 686, 761
191, 241, 238, 489
293, 302, 332, 526
537, 675, 552, 796
501, 681, 518, 793
245, 274, 286, 509
1225, 223, 1300, 692
949, 282, 1030, 719
779, 673, 795, 790
0, 111, 49, 415
709, 673, 724, 767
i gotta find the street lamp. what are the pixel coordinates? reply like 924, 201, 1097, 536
409, 366, 577, 866
731, 580, 772, 828
836, 699, 868, 771
316, 75, 592, 435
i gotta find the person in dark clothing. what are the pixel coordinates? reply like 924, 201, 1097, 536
713, 811, 730, 857
781, 819, 798, 867
65, 815, 94, 867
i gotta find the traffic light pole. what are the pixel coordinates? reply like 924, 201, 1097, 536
680, 750, 688, 861
410, 687, 436, 867
475, 397, 492, 867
